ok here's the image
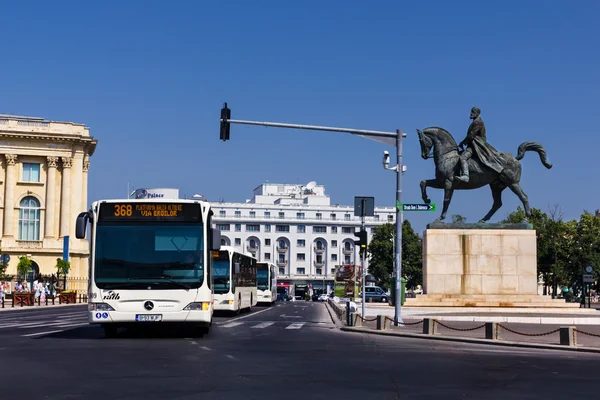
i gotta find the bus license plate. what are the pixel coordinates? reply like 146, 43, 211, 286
135, 314, 163, 322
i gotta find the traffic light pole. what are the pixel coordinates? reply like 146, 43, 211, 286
360, 215, 366, 320
220, 103, 405, 326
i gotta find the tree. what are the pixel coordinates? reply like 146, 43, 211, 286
367, 221, 423, 290
17, 256, 32, 282
451, 214, 467, 224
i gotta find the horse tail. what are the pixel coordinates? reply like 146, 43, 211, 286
515, 142, 553, 169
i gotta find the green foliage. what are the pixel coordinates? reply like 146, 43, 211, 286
56, 258, 70, 275
367, 221, 422, 290
501, 206, 600, 291
17, 256, 32, 281
451, 214, 467, 224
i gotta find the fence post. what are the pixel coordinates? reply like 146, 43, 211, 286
559, 326, 577, 346
353, 313, 362, 327
376, 315, 385, 331
345, 302, 351, 326
1, 297, 3, 308
485, 322, 500, 340
423, 318, 437, 335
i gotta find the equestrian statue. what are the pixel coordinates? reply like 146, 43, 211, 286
417, 107, 552, 223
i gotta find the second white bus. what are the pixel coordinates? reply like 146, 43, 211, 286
213, 246, 258, 314
256, 262, 277, 305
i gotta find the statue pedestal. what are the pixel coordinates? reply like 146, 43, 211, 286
405, 223, 578, 308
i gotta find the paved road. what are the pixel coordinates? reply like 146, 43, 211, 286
1, 301, 599, 399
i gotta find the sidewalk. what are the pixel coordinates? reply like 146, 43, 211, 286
0, 300, 85, 312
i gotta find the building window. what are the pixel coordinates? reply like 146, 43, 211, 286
22, 163, 40, 182
316, 268, 322, 275
374, 215, 380, 220
246, 224, 260, 232
220, 238, 226, 246
313, 226, 326, 233
297, 212, 304, 219
332, 227, 337, 233
235, 211, 241, 217
235, 238, 241, 245
297, 239, 305, 247
250, 211, 256, 218
219, 210, 226, 217
297, 225, 306, 233
330, 213, 336, 220
345, 255, 351, 264
249, 239, 257, 248
279, 212, 285, 219
331, 240, 337, 247
331, 254, 337, 261
278, 240, 287, 249
388, 215, 394, 222
265, 224, 271, 232
19, 196, 41, 240
264, 211, 270, 218
344, 214, 351, 221
275, 225, 289, 232
235, 224, 241, 231
279, 268, 285, 275
217, 224, 230, 231
278, 254, 285, 262
345, 242, 352, 250
265, 253, 271, 260
315, 240, 324, 250
297, 253, 305, 261
316, 213, 322, 220
265, 239, 271, 246
342, 227, 353, 234
297, 268, 306, 275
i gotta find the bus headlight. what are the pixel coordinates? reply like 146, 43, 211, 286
183, 302, 210, 311
89, 303, 115, 311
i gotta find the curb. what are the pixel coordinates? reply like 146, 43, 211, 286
0, 303, 85, 313
361, 315, 600, 325
324, 302, 343, 328
340, 326, 600, 354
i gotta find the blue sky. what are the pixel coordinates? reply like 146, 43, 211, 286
1, 0, 598, 234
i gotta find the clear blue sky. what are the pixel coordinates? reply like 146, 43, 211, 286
1, 0, 598, 234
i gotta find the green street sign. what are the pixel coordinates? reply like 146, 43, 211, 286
402, 203, 436, 212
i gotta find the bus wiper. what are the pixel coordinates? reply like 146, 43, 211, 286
102, 282, 143, 290
164, 261, 197, 270
155, 276, 191, 290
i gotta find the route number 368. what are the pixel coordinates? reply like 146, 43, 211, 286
114, 204, 132, 216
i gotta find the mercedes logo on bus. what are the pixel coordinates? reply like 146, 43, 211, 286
144, 301, 154, 311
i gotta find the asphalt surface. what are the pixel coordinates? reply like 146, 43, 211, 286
1, 301, 600, 399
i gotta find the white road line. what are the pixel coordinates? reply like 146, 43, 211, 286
21, 329, 66, 337
200, 346, 212, 351
285, 323, 304, 330
221, 322, 244, 328
251, 322, 275, 329
216, 306, 273, 324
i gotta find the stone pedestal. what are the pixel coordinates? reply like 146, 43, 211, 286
405, 223, 578, 308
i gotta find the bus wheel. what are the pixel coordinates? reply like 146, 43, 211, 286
248, 294, 253, 312
236, 295, 242, 315
103, 325, 117, 338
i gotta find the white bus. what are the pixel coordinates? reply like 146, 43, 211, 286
213, 246, 257, 314
256, 262, 277, 305
75, 199, 221, 338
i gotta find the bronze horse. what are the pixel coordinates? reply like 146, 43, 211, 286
416, 127, 552, 223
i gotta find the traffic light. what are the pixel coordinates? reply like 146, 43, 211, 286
220, 102, 231, 141
354, 229, 368, 257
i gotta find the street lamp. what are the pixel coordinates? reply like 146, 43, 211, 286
382, 130, 407, 326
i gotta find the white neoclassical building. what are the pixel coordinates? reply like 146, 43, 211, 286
211, 182, 395, 296
0, 114, 97, 283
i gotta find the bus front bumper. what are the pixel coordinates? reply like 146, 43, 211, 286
88, 309, 212, 325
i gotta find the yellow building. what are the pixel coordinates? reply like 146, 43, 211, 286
0, 114, 97, 284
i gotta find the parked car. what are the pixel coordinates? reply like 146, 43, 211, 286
364, 286, 388, 303
317, 294, 328, 302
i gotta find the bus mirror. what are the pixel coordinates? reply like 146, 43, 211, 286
75, 212, 90, 239
211, 228, 221, 251
234, 262, 240, 274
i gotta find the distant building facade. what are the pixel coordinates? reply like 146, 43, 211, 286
211, 182, 395, 295
0, 114, 97, 283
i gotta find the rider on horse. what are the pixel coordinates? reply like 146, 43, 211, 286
456, 107, 505, 182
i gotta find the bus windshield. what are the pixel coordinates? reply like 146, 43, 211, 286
257, 266, 269, 291
213, 259, 231, 294
94, 223, 204, 289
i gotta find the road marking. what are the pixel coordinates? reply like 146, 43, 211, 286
21, 329, 66, 337
280, 314, 302, 318
225, 354, 236, 360
251, 322, 275, 329
285, 323, 305, 330
217, 306, 273, 324
200, 346, 212, 351
222, 322, 244, 328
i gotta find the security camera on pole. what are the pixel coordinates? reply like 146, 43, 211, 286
218, 102, 406, 326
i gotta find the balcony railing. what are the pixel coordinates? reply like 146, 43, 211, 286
247, 245, 259, 252
342, 247, 354, 255
15, 240, 43, 249
314, 261, 325, 267
314, 246, 325, 253
277, 261, 288, 267
277, 246, 288, 252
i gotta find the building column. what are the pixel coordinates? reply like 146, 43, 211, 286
60, 157, 72, 237
45, 156, 58, 238
3, 154, 18, 237
82, 157, 90, 212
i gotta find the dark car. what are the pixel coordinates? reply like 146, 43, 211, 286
311, 293, 320, 301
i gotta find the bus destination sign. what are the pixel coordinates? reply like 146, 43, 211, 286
98, 202, 202, 222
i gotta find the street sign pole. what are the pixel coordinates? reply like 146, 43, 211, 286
221, 105, 406, 326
